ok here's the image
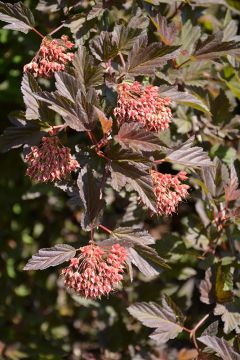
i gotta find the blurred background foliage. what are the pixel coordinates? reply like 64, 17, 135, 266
0, 1, 240, 359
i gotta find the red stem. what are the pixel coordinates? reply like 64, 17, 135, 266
99, 224, 112, 235
31, 27, 45, 39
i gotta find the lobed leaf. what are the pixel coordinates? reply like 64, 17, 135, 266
214, 301, 240, 334
193, 31, 240, 60
77, 166, 105, 230
128, 296, 184, 343
0, 1, 35, 33
198, 335, 240, 360
24, 244, 76, 270
125, 35, 180, 76
166, 137, 212, 168
115, 123, 165, 153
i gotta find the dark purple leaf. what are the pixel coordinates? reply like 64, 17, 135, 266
127, 296, 184, 343
112, 24, 145, 53
198, 335, 240, 360
77, 166, 105, 230
73, 46, 104, 88
225, 164, 240, 203
90, 31, 118, 62
115, 123, 165, 153
166, 137, 212, 168
0, 120, 45, 153
24, 244, 76, 270
151, 14, 177, 45
125, 35, 180, 76
0, 1, 35, 33
194, 31, 240, 60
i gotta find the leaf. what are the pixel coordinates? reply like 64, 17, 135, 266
86, 0, 104, 21
214, 301, 240, 334
127, 296, 184, 343
158, 86, 211, 115
73, 46, 104, 88
150, 14, 177, 45
94, 107, 112, 134
0, 119, 45, 153
166, 137, 212, 168
226, 0, 240, 12
225, 163, 240, 203
23, 244, 76, 271
115, 123, 165, 153
193, 31, 240, 60
128, 243, 170, 276
105, 227, 170, 276
112, 24, 145, 53
111, 227, 156, 246
215, 263, 233, 303
201, 321, 219, 337
77, 166, 105, 230
198, 336, 240, 360
125, 35, 180, 76
35, 89, 97, 132
90, 31, 118, 62
210, 89, 231, 125
199, 268, 215, 305
0, 1, 35, 33
21, 73, 54, 121
110, 157, 156, 212
55, 72, 82, 102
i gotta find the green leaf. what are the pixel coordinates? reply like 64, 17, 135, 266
0, 1, 35, 33
125, 35, 180, 76
198, 335, 240, 360
77, 166, 105, 230
127, 296, 184, 343
24, 244, 76, 271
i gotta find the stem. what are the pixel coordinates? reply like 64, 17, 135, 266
176, 58, 191, 69
118, 52, 126, 68
87, 131, 97, 145
49, 23, 64, 36
190, 314, 209, 351
99, 224, 112, 235
31, 27, 45, 39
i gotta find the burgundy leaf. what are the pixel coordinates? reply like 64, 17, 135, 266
24, 244, 76, 270
198, 335, 240, 360
0, 1, 35, 33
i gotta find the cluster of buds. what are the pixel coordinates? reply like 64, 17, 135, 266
24, 35, 74, 78
62, 244, 127, 298
114, 82, 172, 132
151, 170, 189, 216
25, 136, 79, 182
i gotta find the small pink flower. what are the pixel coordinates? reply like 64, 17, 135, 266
151, 170, 189, 216
25, 136, 79, 182
114, 82, 172, 132
24, 35, 74, 78
62, 244, 127, 299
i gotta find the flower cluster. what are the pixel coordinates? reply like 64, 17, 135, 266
114, 82, 172, 132
62, 244, 127, 298
151, 170, 189, 216
25, 136, 79, 182
24, 35, 74, 78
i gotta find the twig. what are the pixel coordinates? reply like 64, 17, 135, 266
99, 224, 113, 235
49, 23, 65, 36
175, 58, 191, 69
118, 52, 126, 68
190, 314, 209, 351
31, 27, 45, 39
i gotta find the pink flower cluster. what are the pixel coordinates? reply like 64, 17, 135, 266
24, 35, 74, 78
25, 136, 79, 182
114, 82, 172, 132
62, 244, 127, 298
151, 170, 189, 216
